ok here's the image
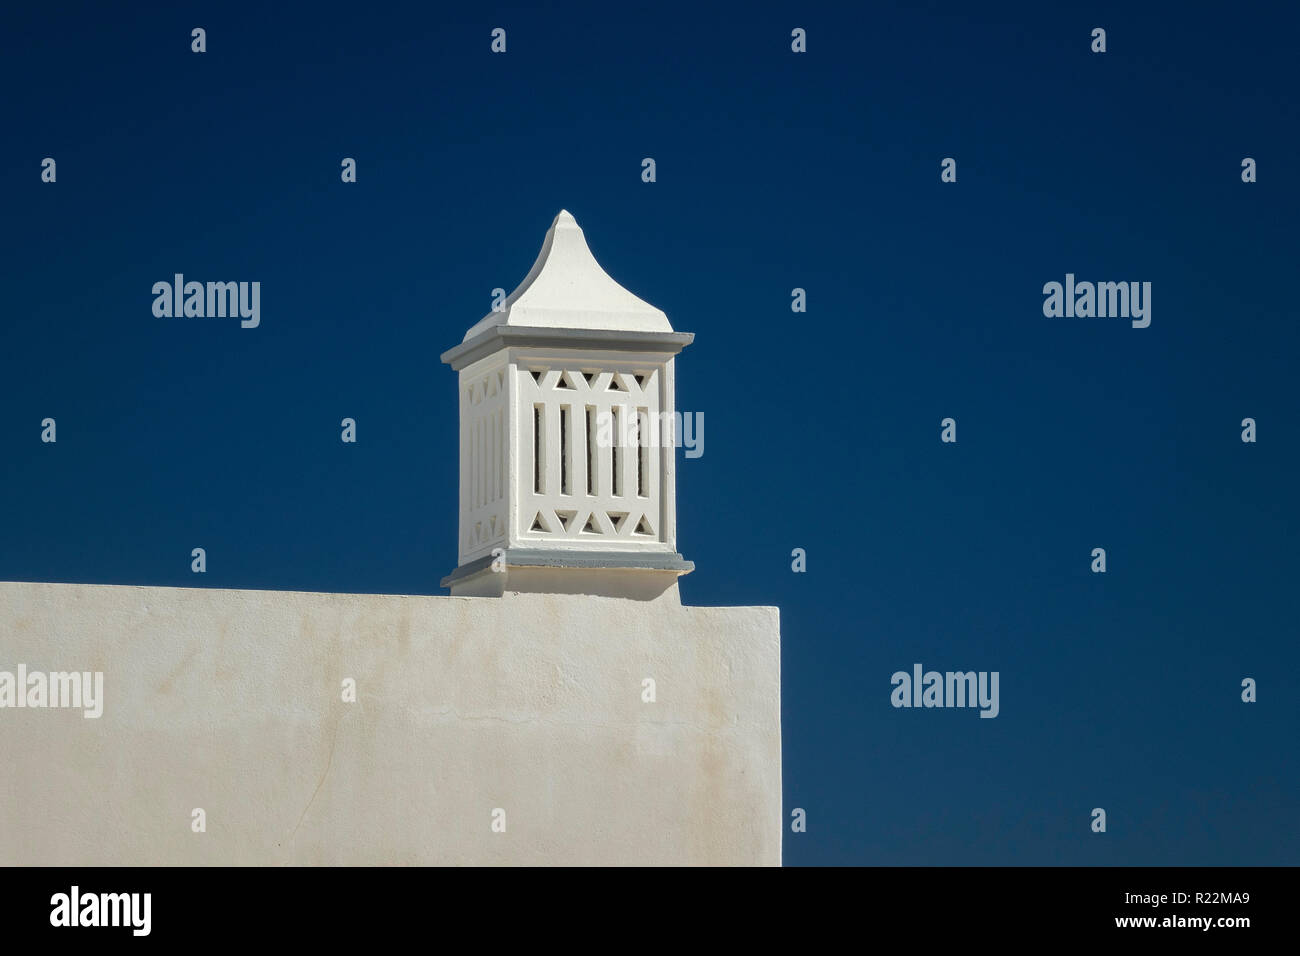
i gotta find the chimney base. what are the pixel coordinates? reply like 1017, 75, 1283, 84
442, 550, 693, 601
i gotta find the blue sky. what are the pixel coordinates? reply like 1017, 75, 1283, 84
2, 0, 1297, 864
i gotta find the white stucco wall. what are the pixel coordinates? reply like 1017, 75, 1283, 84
0, 581, 781, 866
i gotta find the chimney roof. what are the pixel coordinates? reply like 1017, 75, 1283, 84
459, 210, 674, 342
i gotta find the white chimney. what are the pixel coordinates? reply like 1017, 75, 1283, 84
440, 211, 694, 598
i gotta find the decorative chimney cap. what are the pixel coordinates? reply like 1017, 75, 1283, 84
439, 210, 693, 599
460, 210, 674, 342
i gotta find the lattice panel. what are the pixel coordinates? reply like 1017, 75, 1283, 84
517, 364, 664, 546
459, 362, 508, 560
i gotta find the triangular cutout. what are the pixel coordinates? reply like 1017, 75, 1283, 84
606, 374, 626, 392
634, 517, 653, 535
634, 373, 647, 388
555, 371, 576, 390
529, 369, 544, 383
607, 511, 629, 532
555, 510, 577, 532
582, 516, 602, 534
530, 513, 545, 532
582, 371, 598, 386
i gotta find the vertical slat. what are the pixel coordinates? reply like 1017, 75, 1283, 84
575, 403, 590, 498
659, 360, 674, 546
545, 401, 561, 498
620, 403, 636, 500
647, 406, 661, 508
495, 408, 503, 502
595, 398, 612, 500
